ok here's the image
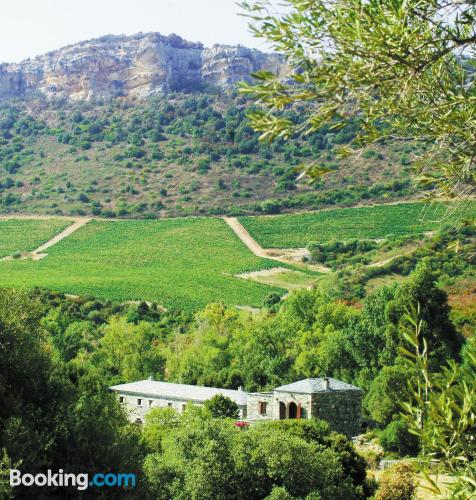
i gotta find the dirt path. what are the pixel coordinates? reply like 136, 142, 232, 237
223, 217, 268, 257
223, 217, 331, 273
367, 234, 433, 268
1, 217, 91, 261
33, 218, 91, 255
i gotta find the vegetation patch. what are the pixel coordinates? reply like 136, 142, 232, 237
0, 218, 71, 258
0, 95, 421, 218
0, 217, 282, 310
239, 201, 476, 248
237, 267, 319, 291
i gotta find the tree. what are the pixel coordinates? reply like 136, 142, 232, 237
379, 418, 420, 456
401, 307, 476, 497
53, 320, 95, 362
204, 394, 240, 419
144, 416, 361, 499
365, 365, 413, 426
64, 376, 145, 478
391, 263, 464, 364
86, 317, 166, 384
0, 290, 145, 497
0, 289, 70, 472
0, 449, 15, 498
165, 303, 241, 388
240, 0, 476, 202
142, 407, 180, 452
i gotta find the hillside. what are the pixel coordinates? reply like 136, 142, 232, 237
0, 32, 425, 218
0, 97, 420, 218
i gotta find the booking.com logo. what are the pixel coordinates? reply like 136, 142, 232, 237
10, 469, 136, 491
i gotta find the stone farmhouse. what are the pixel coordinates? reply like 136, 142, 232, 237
110, 377, 364, 437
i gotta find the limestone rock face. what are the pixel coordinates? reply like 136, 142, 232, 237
0, 33, 288, 100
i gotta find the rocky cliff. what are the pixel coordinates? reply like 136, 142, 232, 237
0, 32, 288, 100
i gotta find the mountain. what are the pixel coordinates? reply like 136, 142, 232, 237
0, 33, 418, 218
0, 32, 289, 100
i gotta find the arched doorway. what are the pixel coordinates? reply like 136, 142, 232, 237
279, 402, 286, 420
288, 402, 297, 419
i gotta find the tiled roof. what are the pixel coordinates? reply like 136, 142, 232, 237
274, 378, 362, 394
109, 380, 248, 406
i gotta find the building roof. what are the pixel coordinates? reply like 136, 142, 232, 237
274, 378, 362, 394
109, 379, 248, 406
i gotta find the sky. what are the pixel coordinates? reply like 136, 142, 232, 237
0, 0, 279, 63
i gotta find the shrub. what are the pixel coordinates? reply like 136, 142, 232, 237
260, 200, 283, 214
375, 462, 416, 500
263, 292, 281, 308
203, 394, 239, 419
197, 158, 211, 174
379, 418, 419, 456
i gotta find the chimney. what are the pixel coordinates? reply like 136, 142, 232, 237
323, 377, 330, 390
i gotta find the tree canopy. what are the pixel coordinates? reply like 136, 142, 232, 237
240, 0, 476, 203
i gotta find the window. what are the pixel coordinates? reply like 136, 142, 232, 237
119, 396, 124, 404
137, 398, 142, 407
258, 401, 267, 415
149, 400, 153, 407
167, 402, 173, 408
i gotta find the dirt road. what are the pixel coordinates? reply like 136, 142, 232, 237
33, 218, 91, 255
0, 217, 91, 261
223, 217, 331, 273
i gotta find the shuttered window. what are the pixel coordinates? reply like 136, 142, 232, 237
259, 401, 267, 415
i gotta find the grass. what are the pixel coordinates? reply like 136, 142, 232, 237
238, 268, 319, 291
365, 273, 405, 294
0, 217, 283, 311
0, 218, 71, 258
239, 202, 476, 248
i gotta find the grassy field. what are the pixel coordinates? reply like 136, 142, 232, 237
0, 218, 71, 258
238, 268, 320, 291
239, 202, 476, 248
0, 217, 282, 311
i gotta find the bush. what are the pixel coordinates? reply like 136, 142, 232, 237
260, 200, 283, 214
375, 462, 416, 500
203, 394, 239, 419
379, 418, 419, 456
263, 292, 281, 308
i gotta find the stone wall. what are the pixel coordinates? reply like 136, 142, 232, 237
247, 393, 273, 420
311, 390, 363, 437
116, 392, 247, 423
272, 391, 312, 420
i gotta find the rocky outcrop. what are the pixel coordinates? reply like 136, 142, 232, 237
0, 32, 289, 100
